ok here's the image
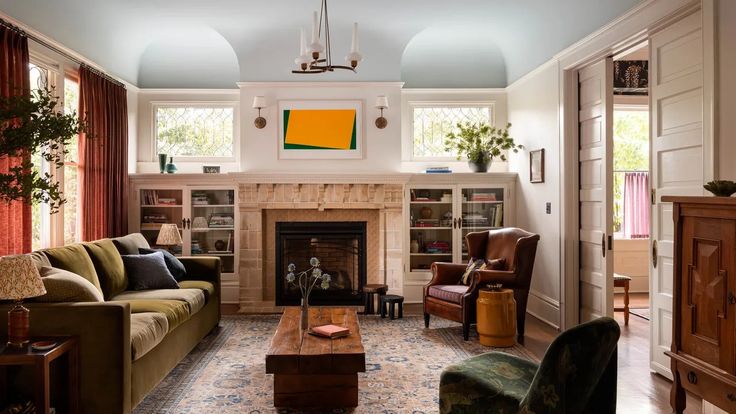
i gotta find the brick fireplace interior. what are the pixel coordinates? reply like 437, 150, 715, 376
275, 221, 367, 306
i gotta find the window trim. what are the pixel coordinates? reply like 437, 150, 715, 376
407, 101, 496, 162
151, 101, 240, 163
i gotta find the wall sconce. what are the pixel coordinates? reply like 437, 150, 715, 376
375, 95, 388, 129
252, 96, 267, 129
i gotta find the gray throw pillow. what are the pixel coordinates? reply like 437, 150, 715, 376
35, 267, 105, 303
121, 251, 179, 290
139, 248, 186, 281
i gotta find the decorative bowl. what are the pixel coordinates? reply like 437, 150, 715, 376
703, 180, 736, 197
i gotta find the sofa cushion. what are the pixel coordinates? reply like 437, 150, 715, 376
130, 312, 169, 361
112, 289, 205, 315
42, 244, 102, 294
123, 299, 191, 331
84, 240, 127, 300
28, 251, 51, 271
428, 285, 469, 304
111, 233, 151, 256
121, 252, 179, 291
139, 248, 186, 281
34, 267, 104, 303
178, 280, 216, 302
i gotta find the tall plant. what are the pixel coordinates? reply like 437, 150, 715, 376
445, 122, 522, 164
0, 88, 85, 212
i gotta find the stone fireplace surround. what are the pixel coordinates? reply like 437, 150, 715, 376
237, 175, 404, 313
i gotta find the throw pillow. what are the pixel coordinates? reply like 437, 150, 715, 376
486, 258, 506, 270
84, 240, 128, 300
35, 267, 105, 303
42, 244, 103, 294
122, 251, 180, 291
460, 259, 487, 285
139, 248, 187, 281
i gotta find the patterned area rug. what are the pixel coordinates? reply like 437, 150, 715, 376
134, 315, 538, 414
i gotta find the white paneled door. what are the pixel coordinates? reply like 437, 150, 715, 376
578, 58, 614, 323
649, 10, 707, 380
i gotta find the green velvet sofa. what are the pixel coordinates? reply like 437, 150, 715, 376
0, 233, 221, 414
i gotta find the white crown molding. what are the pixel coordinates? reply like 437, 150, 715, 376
0, 11, 135, 89
138, 88, 240, 95
237, 81, 405, 89
402, 88, 506, 95
505, 60, 559, 92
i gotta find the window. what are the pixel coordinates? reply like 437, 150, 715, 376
411, 105, 493, 159
155, 105, 235, 159
30, 63, 52, 250
63, 78, 80, 245
613, 108, 649, 237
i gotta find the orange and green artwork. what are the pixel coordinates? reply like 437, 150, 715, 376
282, 109, 357, 150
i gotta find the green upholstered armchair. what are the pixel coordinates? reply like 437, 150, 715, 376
439, 317, 620, 414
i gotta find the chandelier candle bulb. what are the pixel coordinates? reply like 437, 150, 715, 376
310, 10, 324, 58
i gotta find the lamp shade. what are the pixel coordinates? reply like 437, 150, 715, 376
0, 255, 46, 301
156, 224, 182, 246
252, 96, 267, 109
375, 95, 389, 109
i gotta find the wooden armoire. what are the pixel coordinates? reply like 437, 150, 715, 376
664, 196, 736, 413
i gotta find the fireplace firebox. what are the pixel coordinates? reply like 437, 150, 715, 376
275, 222, 367, 306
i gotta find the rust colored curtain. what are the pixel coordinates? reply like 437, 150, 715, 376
0, 25, 31, 255
79, 66, 128, 240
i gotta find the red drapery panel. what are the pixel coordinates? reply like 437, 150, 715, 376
79, 66, 128, 240
0, 25, 31, 255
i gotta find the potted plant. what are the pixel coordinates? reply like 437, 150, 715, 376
445, 122, 522, 172
0, 87, 86, 212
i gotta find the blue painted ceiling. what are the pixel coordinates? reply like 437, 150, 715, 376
0, 0, 642, 88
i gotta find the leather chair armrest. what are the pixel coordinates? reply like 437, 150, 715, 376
428, 262, 467, 287
471, 269, 518, 290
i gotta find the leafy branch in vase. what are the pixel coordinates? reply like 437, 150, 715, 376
286, 257, 331, 301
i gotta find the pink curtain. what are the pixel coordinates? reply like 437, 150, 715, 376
623, 172, 649, 239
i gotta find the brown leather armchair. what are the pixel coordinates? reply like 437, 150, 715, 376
423, 227, 540, 341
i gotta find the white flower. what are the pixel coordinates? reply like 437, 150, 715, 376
312, 268, 323, 277
320, 280, 330, 290
287, 263, 296, 272
286, 272, 295, 282
322, 274, 331, 282
310, 257, 320, 267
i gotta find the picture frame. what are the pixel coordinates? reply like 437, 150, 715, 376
530, 149, 545, 183
202, 165, 221, 174
277, 100, 363, 160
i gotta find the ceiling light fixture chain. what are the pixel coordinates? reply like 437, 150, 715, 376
292, 0, 362, 74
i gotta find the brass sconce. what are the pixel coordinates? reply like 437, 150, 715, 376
252, 96, 267, 129
375, 95, 388, 129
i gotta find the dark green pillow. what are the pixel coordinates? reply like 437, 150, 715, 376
84, 240, 127, 299
42, 244, 102, 294
122, 252, 179, 291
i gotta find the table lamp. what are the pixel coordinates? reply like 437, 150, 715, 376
0, 255, 46, 347
156, 223, 183, 253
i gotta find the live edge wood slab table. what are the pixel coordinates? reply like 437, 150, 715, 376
266, 307, 366, 408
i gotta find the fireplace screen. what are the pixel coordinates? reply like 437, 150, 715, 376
275, 222, 367, 306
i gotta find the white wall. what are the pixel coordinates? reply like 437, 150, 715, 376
717, 0, 736, 180
506, 61, 562, 328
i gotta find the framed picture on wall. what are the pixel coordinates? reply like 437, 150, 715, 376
277, 100, 363, 160
530, 149, 545, 183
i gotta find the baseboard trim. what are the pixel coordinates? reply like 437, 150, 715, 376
526, 290, 561, 329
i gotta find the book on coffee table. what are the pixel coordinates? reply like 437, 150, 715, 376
309, 324, 350, 338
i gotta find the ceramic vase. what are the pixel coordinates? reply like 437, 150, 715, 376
165, 157, 178, 174
158, 154, 168, 174
468, 158, 491, 173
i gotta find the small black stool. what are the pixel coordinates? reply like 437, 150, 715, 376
363, 284, 389, 315
380, 294, 404, 320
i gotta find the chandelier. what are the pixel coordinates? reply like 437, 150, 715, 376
293, 0, 362, 74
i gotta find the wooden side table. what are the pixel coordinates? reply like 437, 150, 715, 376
362, 283, 388, 315
613, 273, 631, 325
0, 337, 79, 414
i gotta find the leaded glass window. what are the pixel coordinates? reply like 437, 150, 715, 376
412, 106, 493, 159
155, 106, 235, 158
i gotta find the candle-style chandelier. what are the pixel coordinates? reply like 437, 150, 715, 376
293, 0, 362, 74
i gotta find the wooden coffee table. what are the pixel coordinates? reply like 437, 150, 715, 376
266, 307, 366, 408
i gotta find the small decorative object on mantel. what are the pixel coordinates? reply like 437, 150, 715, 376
286, 257, 331, 332
703, 180, 736, 197
374, 96, 388, 129
0, 255, 47, 347
165, 157, 177, 174
445, 122, 521, 173
202, 165, 221, 174
158, 153, 168, 174
530, 149, 545, 183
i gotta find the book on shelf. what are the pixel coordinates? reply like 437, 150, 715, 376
309, 324, 350, 339
470, 193, 497, 202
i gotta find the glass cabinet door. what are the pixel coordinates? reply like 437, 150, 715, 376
139, 188, 184, 255
408, 187, 455, 273
459, 187, 505, 262
189, 188, 236, 274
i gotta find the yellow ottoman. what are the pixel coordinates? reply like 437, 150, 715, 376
476, 286, 516, 347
